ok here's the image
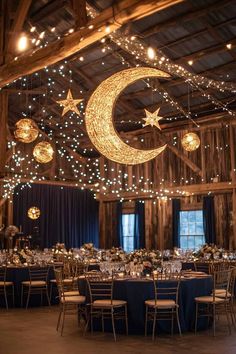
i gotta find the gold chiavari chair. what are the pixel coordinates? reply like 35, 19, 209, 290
84, 271, 128, 341
21, 266, 51, 308
50, 259, 85, 300
55, 268, 86, 336
144, 273, 182, 340
194, 261, 213, 274
213, 267, 236, 328
0, 266, 14, 309
194, 268, 232, 336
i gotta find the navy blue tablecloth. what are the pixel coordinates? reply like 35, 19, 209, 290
79, 276, 213, 334
1, 266, 55, 308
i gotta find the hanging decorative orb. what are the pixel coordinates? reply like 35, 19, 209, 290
181, 132, 200, 152
28, 207, 41, 220
33, 141, 54, 163
14, 118, 39, 143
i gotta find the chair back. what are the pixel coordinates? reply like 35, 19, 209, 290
212, 261, 231, 272
54, 267, 65, 300
213, 268, 231, 300
156, 269, 182, 280
194, 262, 212, 274
152, 275, 181, 305
85, 272, 113, 303
0, 266, 6, 283
229, 267, 236, 298
28, 266, 49, 283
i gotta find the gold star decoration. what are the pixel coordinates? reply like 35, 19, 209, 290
56, 89, 83, 116
142, 107, 163, 130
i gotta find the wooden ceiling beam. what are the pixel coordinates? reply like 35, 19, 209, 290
99, 181, 236, 202
0, 0, 184, 88
6, 0, 32, 60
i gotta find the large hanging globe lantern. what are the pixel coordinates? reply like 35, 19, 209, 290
27, 206, 41, 220
181, 132, 200, 152
14, 118, 39, 143
33, 141, 54, 163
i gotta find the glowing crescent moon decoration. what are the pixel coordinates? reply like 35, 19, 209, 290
85, 67, 170, 165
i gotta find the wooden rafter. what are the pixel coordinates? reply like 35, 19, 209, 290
0, 0, 184, 88
6, 0, 32, 61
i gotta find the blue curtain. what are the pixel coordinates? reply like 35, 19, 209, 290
203, 196, 216, 244
13, 184, 99, 248
172, 199, 180, 247
117, 202, 123, 248
134, 201, 145, 249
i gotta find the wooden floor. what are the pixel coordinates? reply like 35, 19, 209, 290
0, 306, 236, 354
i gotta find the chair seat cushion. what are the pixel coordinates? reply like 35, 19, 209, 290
61, 295, 85, 304
195, 296, 226, 303
145, 299, 177, 308
64, 290, 80, 296
50, 278, 73, 284
22, 280, 46, 287
212, 289, 232, 298
0, 281, 13, 286
93, 299, 127, 307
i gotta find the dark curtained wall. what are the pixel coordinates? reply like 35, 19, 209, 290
13, 184, 99, 248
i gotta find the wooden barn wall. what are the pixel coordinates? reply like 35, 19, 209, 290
99, 122, 236, 249
100, 193, 233, 250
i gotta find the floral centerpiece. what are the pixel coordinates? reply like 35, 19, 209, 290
10, 248, 34, 265
193, 244, 223, 260
126, 249, 162, 274
80, 243, 99, 263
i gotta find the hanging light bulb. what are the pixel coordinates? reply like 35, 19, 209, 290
17, 34, 28, 51
147, 46, 156, 60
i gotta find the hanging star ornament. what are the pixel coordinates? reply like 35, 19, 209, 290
56, 89, 83, 116
142, 107, 163, 130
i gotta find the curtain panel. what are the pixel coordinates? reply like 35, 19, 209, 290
203, 196, 216, 244
13, 184, 99, 248
172, 199, 181, 247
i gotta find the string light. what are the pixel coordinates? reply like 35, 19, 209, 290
3, 10, 235, 203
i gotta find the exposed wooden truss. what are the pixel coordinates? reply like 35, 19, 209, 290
0, 0, 184, 88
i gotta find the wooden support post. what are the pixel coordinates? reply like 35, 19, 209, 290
0, 91, 8, 176
229, 124, 236, 249
71, 0, 88, 29
232, 189, 236, 249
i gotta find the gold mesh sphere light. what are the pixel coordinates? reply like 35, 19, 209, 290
14, 118, 39, 143
28, 206, 40, 220
181, 132, 200, 152
33, 141, 54, 163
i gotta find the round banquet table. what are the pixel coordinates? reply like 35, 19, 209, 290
0, 265, 56, 308
78, 275, 213, 335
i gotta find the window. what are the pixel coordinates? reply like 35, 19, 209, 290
179, 210, 205, 250
122, 214, 135, 252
